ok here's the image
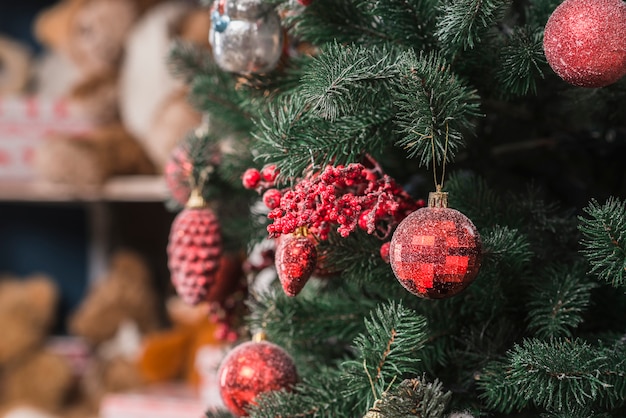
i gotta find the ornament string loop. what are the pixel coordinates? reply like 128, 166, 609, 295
430, 121, 450, 192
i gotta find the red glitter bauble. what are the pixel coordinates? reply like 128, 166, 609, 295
218, 340, 298, 416
389, 199, 482, 299
167, 201, 223, 305
275, 233, 317, 297
543, 0, 626, 87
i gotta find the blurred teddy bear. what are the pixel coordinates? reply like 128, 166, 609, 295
31, 0, 209, 187
0, 275, 76, 417
67, 249, 162, 408
0, 36, 32, 95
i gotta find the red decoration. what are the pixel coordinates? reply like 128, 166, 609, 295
267, 162, 418, 240
543, 0, 626, 87
218, 338, 298, 416
261, 164, 279, 183
262, 188, 282, 210
298, 0, 313, 5
275, 231, 317, 296
167, 193, 223, 305
164, 144, 193, 206
380, 242, 390, 264
389, 192, 481, 299
242, 168, 262, 189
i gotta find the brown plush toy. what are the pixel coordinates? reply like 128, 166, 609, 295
32, 0, 161, 186
67, 250, 162, 408
0, 275, 75, 416
32, 0, 211, 187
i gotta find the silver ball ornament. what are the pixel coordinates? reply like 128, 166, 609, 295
209, 0, 283, 74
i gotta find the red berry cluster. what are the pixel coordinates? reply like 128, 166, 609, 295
242, 165, 279, 190
263, 163, 419, 240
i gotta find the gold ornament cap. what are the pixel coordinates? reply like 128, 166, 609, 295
186, 188, 207, 209
428, 189, 448, 208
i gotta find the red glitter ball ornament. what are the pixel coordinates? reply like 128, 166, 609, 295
218, 338, 298, 416
275, 231, 318, 296
167, 191, 223, 305
543, 0, 626, 87
389, 191, 482, 299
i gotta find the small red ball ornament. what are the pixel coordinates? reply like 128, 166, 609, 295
218, 335, 298, 416
275, 230, 318, 297
167, 190, 223, 305
543, 0, 626, 87
389, 191, 482, 299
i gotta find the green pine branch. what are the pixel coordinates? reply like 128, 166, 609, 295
246, 301, 430, 417
435, 0, 510, 57
495, 25, 546, 97
392, 51, 481, 167
341, 301, 429, 413
365, 376, 452, 418
478, 339, 626, 414
526, 263, 598, 339
300, 42, 401, 122
579, 197, 626, 289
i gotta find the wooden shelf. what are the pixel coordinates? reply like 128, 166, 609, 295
0, 175, 170, 203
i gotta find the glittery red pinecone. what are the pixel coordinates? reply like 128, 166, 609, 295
167, 193, 222, 305
275, 232, 317, 297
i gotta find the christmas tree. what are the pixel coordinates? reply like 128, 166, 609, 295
165, 0, 626, 416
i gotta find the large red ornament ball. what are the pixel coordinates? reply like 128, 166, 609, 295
275, 233, 317, 297
543, 0, 626, 87
218, 340, 298, 416
389, 207, 482, 299
167, 205, 223, 305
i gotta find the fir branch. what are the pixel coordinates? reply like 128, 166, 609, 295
579, 198, 626, 289
168, 40, 215, 83
495, 25, 546, 97
365, 376, 452, 418
366, 0, 440, 51
342, 301, 429, 413
393, 51, 481, 168
205, 410, 235, 418
247, 286, 379, 358
287, 0, 389, 46
478, 339, 626, 414
253, 95, 393, 183
248, 365, 349, 417
481, 225, 531, 273
445, 172, 504, 228
435, 0, 510, 57
300, 42, 402, 122
526, 263, 598, 339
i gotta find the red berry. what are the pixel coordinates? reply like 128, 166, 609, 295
242, 168, 261, 189
298, 0, 313, 5
263, 189, 282, 209
261, 165, 279, 183
380, 242, 390, 264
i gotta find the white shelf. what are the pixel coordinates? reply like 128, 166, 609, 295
0, 175, 170, 202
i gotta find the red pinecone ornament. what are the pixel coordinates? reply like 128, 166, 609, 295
389, 191, 482, 299
275, 232, 317, 297
543, 0, 626, 87
167, 192, 222, 305
218, 337, 298, 416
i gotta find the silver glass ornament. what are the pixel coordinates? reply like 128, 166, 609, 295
209, 0, 283, 74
